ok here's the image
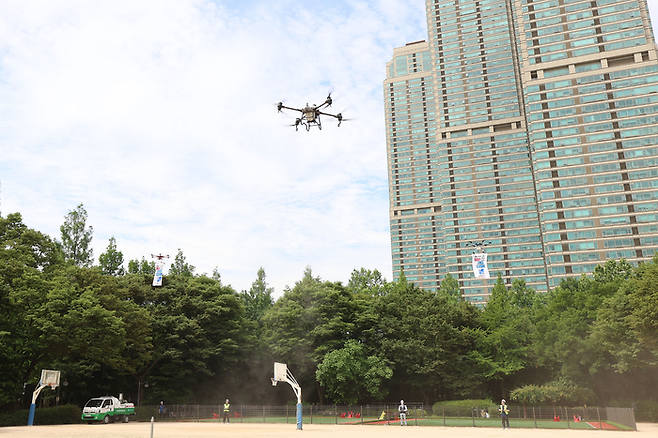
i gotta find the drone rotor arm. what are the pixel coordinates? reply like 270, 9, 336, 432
279, 105, 302, 113
316, 110, 339, 118
317, 111, 348, 127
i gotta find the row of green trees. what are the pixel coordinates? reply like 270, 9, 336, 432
0, 206, 657, 414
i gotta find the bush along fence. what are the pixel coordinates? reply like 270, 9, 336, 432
134, 404, 636, 431
0, 405, 82, 427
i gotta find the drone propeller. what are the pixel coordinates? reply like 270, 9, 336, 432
283, 118, 301, 126
293, 118, 301, 131
325, 93, 333, 107
336, 112, 354, 127
276, 101, 303, 114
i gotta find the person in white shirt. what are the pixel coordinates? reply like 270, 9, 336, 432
398, 400, 408, 426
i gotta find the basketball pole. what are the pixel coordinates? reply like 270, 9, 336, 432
28, 370, 60, 426
283, 375, 302, 430
27, 381, 50, 426
273, 363, 302, 430
293, 382, 302, 430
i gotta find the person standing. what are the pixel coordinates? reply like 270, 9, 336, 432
398, 400, 408, 426
499, 399, 510, 429
158, 401, 165, 419
223, 399, 230, 423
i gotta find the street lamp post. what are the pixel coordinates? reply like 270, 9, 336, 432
138, 380, 149, 406
56, 380, 68, 411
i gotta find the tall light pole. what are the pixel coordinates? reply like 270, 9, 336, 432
138, 380, 149, 406
56, 379, 68, 411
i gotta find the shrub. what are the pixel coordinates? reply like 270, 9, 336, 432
432, 399, 497, 416
409, 408, 427, 417
636, 401, 658, 423
0, 405, 81, 427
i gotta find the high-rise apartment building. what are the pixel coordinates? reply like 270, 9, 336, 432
385, 0, 658, 303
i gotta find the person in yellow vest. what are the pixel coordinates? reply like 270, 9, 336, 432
499, 399, 510, 429
223, 399, 230, 423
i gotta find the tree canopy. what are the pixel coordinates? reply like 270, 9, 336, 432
59, 204, 94, 267
1, 209, 658, 412
98, 236, 125, 276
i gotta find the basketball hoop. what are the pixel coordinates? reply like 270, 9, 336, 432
271, 362, 302, 430
28, 370, 61, 426
41, 370, 61, 388
274, 362, 287, 382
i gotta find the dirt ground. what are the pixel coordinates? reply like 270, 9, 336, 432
1, 422, 656, 438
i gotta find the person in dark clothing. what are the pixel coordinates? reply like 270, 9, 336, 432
499, 399, 510, 429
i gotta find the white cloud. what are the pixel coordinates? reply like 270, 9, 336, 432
0, 0, 426, 295
5, 0, 658, 294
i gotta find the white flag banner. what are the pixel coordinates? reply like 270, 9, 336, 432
472, 253, 490, 279
153, 262, 164, 287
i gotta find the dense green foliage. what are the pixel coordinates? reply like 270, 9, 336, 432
316, 339, 392, 404
59, 204, 94, 267
432, 399, 497, 415
0, 405, 81, 427
0, 211, 657, 416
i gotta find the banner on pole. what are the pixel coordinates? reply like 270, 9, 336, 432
153, 262, 164, 287
472, 253, 490, 279
151, 253, 169, 287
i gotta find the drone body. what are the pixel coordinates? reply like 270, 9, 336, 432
277, 94, 345, 131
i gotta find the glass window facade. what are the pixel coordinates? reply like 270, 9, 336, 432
384, 0, 658, 302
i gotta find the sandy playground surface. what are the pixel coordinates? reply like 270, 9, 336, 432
1, 422, 656, 438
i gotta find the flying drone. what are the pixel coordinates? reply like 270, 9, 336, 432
277, 94, 347, 131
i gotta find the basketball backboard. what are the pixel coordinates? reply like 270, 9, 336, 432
40, 369, 60, 387
271, 362, 302, 430
274, 362, 287, 382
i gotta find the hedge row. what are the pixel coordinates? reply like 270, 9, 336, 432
0, 405, 82, 427
432, 399, 498, 416
431, 399, 658, 423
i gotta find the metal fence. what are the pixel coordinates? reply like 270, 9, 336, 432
431, 405, 635, 430
606, 407, 636, 430
135, 403, 424, 425
133, 403, 635, 430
